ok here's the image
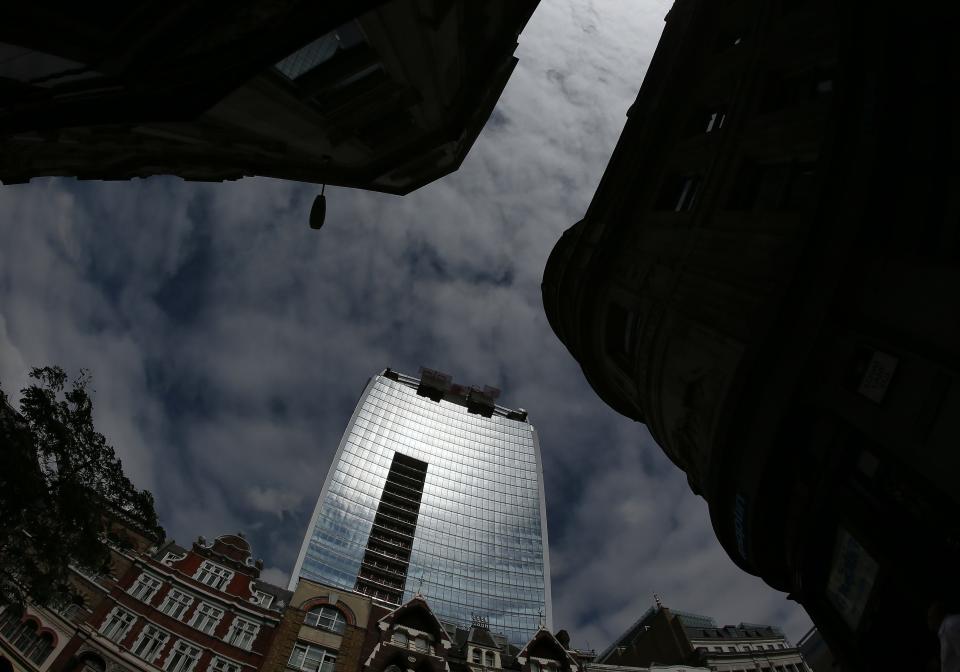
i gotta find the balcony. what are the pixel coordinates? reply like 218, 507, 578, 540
375, 508, 418, 528
380, 489, 422, 510
354, 584, 401, 604
372, 519, 415, 539
366, 545, 408, 563
383, 479, 424, 500
357, 571, 404, 592
362, 558, 407, 578
369, 534, 410, 550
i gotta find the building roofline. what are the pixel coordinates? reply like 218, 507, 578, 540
381, 368, 530, 421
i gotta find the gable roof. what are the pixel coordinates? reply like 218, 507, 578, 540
467, 625, 499, 649
517, 628, 579, 669
379, 595, 454, 644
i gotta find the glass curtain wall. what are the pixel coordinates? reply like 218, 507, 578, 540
292, 370, 551, 645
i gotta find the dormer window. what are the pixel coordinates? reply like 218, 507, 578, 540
485, 652, 496, 667
414, 636, 429, 653
254, 592, 274, 609
195, 561, 233, 591
530, 661, 541, 672
472, 650, 482, 664
391, 631, 408, 647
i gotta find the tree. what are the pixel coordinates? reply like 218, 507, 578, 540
0, 366, 164, 609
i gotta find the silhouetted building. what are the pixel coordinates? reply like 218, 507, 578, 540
262, 587, 703, 672
595, 604, 808, 672
352, 594, 583, 672
541, 1, 958, 670
0, 0, 537, 193
290, 368, 551, 645
797, 629, 840, 672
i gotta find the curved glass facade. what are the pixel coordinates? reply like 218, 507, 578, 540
291, 371, 551, 645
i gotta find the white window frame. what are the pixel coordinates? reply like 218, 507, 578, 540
189, 602, 224, 635
304, 606, 346, 634
209, 657, 241, 672
129, 572, 163, 603
194, 562, 234, 591
225, 617, 259, 651
100, 607, 137, 643
163, 640, 202, 672
288, 642, 336, 672
131, 625, 170, 662
253, 592, 273, 609
159, 590, 195, 620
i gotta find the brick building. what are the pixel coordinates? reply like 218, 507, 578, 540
40, 533, 289, 672
267, 586, 702, 672
261, 578, 373, 672
0, 511, 161, 672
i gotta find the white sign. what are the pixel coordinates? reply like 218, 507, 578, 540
856, 349, 898, 403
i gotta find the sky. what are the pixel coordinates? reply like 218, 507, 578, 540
0, 0, 812, 651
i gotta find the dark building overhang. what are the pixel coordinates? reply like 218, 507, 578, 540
0, 0, 539, 193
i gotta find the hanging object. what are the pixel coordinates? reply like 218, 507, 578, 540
309, 184, 326, 229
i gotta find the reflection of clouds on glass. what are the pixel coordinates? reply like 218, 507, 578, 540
297, 373, 548, 644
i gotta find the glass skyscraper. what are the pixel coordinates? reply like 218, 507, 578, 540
290, 368, 552, 645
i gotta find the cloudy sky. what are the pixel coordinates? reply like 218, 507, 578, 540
0, 0, 811, 651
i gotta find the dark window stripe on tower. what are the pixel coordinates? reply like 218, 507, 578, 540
355, 452, 427, 604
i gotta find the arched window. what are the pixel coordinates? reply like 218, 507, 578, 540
471, 649, 482, 664
13, 621, 39, 652
0, 607, 23, 639
484, 651, 495, 667
305, 606, 347, 634
28, 633, 54, 664
391, 631, 408, 648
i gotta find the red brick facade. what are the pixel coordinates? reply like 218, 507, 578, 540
49, 533, 289, 672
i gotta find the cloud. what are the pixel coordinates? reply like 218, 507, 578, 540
259, 566, 290, 589
0, 0, 811, 651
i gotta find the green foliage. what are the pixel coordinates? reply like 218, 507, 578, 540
0, 366, 163, 609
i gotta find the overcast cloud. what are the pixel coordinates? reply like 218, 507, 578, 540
0, 0, 812, 651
